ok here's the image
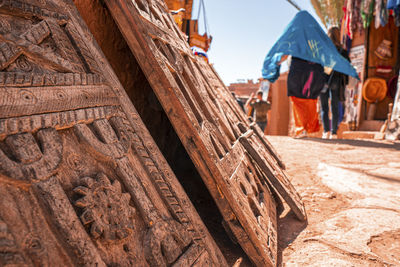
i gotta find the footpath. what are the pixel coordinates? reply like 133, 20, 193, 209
267, 136, 400, 266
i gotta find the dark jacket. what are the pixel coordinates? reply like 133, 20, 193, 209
329, 46, 350, 101
287, 57, 327, 99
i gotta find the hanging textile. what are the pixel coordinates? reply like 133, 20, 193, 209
290, 96, 320, 135
353, 0, 364, 34
361, 0, 375, 28
342, 0, 365, 40
341, 5, 348, 40
375, 0, 389, 28
387, 0, 400, 26
343, 0, 357, 38
262, 11, 358, 83
387, 0, 400, 10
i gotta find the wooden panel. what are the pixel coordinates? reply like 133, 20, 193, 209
0, 0, 226, 266
238, 124, 306, 221
367, 17, 398, 80
104, 0, 307, 265
366, 17, 399, 120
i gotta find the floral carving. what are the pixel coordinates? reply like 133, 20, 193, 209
74, 173, 135, 243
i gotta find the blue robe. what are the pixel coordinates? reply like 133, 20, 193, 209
388, 0, 400, 11
262, 11, 358, 83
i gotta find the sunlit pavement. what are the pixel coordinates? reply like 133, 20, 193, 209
267, 136, 400, 266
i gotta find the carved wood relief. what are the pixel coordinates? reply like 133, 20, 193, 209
0, 0, 227, 266
103, 0, 306, 266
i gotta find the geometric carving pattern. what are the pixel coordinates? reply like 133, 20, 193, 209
104, 0, 281, 266
103, 0, 306, 265
74, 116, 214, 265
1, 20, 78, 73
129, 130, 203, 241
0, 0, 227, 266
227, 154, 278, 266
240, 129, 307, 221
0, 72, 105, 87
0, 106, 120, 139
0, 1, 69, 22
74, 117, 133, 160
144, 220, 192, 266
1, 19, 80, 73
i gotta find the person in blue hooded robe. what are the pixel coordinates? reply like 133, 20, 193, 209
261, 11, 357, 138
262, 11, 358, 83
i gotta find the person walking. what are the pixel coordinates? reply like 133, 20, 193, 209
287, 57, 326, 138
246, 90, 271, 132
320, 27, 350, 139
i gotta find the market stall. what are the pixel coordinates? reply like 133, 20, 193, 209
342, 0, 400, 136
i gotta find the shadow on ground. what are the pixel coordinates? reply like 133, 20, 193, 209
304, 137, 400, 151
339, 166, 400, 184
277, 210, 308, 266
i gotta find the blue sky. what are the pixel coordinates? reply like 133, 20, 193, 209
192, 0, 324, 85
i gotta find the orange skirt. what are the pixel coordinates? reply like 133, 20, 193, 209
290, 96, 320, 135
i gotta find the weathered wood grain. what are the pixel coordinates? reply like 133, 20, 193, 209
239, 130, 307, 222
0, 0, 227, 266
103, 0, 292, 265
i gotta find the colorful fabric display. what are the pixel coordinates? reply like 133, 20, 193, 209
353, 0, 364, 33
343, 0, 353, 38
387, 0, 400, 11
361, 0, 375, 28
375, 0, 389, 28
387, 0, 400, 26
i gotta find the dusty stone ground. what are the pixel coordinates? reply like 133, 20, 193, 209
266, 136, 400, 267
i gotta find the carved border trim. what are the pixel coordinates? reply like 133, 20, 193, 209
0, 105, 121, 140
0, 1, 68, 22
0, 72, 105, 87
130, 131, 202, 241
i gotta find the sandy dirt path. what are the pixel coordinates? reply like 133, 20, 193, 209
266, 136, 400, 266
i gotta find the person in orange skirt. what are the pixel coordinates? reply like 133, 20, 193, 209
287, 57, 326, 138
291, 97, 320, 138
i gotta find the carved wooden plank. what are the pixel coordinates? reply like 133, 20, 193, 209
196, 57, 287, 170
196, 48, 306, 221
239, 130, 307, 221
0, 1, 227, 266
193, 57, 307, 222
103, 0, 285, 265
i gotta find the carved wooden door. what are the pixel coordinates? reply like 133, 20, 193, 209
0, 0, 227, 266
103, 0, 305, 266
195, 58, 307, 222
